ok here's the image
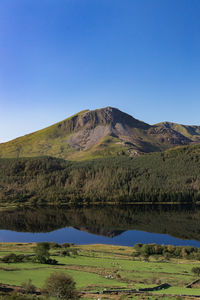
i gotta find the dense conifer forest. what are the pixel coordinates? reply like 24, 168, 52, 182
0, 143, 200, 205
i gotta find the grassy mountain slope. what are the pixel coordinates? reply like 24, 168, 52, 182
1, 142, 200, 205
0, 107, 193, 161
0, 110, 88, 160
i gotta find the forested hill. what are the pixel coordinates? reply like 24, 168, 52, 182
0, 143, 200, 205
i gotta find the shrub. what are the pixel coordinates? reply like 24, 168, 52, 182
133, 243, 143, 251
60, 250, 70, 257
192, 267, 200, 276
71, 249, 78, 256
46, 258, 58, 265
61, 243, 70, 248
43, 272, 79, 299
50, 242, 61, 249
1, 253, 25, 263
21, 279, 36, 294
141, 244, 154, 256
132, 251, 140, 258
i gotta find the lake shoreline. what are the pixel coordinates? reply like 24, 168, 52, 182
1, 201, 200, 211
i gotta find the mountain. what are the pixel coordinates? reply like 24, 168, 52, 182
155, 121, 200, 143
0, 107, 198, 160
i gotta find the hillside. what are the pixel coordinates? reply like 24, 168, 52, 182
0, 142, 200, 205
0, 107, 194, 160
155, 121, 200, 142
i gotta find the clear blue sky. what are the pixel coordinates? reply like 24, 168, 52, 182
1, 0, 200, 142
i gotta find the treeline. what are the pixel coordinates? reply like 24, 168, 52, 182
133, 243, 200, 260
0, 242, 77, 264
0, 143, 200, 205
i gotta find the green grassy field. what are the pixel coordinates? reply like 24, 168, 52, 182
1, 243, 200, 299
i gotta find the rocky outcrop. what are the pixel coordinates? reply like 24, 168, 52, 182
148, 125, 191, 145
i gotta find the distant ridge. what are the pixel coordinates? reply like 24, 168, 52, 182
0, 106, 199, 160
155, 121, 200, 143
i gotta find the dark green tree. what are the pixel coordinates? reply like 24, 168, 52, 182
43, 272, 79, 299
34, 242, 50, 263
1, 253, 25, 263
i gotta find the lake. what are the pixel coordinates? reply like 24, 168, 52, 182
0, 205, 200, 247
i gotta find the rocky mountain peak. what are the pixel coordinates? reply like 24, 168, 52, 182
67, 106, 150, 131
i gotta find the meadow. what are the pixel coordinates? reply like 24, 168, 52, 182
1, 243, 200, 299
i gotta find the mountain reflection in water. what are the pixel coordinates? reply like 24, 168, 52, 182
0, 205, 200, 246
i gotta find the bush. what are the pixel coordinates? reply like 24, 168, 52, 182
21, 279, 36, 294
192, 267, 200, 276
43, 272, 79, 299
132, 251, 140, 258
133, 243, 143, 250
61, 243, 71, 248
46, 258, 58, 265
50, 242, 61, 249
1, 253, 25, 263
71, 249, 78, 256
60, 250, 70, 257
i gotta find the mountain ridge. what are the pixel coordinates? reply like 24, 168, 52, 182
0, 106, 199, 160
154, 121, 200, 143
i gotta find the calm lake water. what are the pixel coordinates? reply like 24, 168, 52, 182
0, 205, 200, 247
